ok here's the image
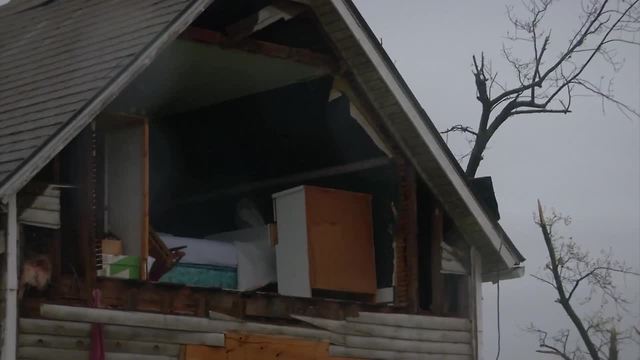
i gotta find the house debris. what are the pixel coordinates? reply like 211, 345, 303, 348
0, 0, 525, 359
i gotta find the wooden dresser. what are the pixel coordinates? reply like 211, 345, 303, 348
272, 186, 376, 298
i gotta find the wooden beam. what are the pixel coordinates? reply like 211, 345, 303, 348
2, 194, 18, 360
23, 275, 401, 322
51, 157, 62, 282
141, 117, 149, 281
404, 164, 419, 313
180, 27, 337, 72
393, 161, 408, 306
73, 125, 97, 294
468, 247, 482, 360
178, 157, 391, 205
225, 1, 307, 40
430, 207, 444, 315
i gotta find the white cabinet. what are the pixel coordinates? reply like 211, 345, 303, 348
272, 185, 376, 298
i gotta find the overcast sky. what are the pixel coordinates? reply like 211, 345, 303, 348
353, 1, 640, 359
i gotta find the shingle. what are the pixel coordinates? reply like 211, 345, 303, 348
0, 0, 205, 188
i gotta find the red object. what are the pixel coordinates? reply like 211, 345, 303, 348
90, 289, 105, 360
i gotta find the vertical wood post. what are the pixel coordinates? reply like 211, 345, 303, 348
430, 207, 444, 314
469, 247, 483, 360
140, 118, 149, 281
393, 164, 406, 306
76, 125, 97, 294
50, 157, 62, 283
2, 194, 18, 360
404, 164, 418, 313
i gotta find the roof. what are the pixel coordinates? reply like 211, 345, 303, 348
0, 0, 524, 278
0, 0, 213, 196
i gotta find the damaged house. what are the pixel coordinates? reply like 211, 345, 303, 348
0, 0, 525, 359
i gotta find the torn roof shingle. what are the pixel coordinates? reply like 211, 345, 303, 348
0, 0, 212, 196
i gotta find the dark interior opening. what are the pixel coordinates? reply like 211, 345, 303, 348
149, 76, 397, 291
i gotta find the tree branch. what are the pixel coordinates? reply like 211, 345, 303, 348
440, 125, 478, 136
537, 200, 602, 360
511, 108, 571, 116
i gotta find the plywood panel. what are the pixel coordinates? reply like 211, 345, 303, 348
183, 334, 361, 360
226, 333, 324, 360
183, 345, 226, 360
223, 333, 358, 360
305, 186, 376, 295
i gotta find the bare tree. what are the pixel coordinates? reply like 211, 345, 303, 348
442, 0, 640, 177
529, 201, 639, 360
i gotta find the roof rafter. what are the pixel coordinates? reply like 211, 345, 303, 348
180, 26, 338, 72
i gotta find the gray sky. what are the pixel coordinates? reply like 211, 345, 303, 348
353, 1, 640, 359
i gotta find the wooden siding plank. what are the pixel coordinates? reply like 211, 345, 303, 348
20, 319, 224, 346
40, 305, 339, 344
18, 208, 60, 228
19, 334, 181, 356
343, 335, 472, 355
17, 347, 177, 360
292, 315, 472, 344
330, 346, 472, 360
347, 312, 471, 331
19, 193, 60, 212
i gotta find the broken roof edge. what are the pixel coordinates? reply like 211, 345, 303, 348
322, 0, 524, 273
0, 0, 215, 201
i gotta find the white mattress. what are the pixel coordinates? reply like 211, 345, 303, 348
157, 233, 238, 268
158, 226, 276, 291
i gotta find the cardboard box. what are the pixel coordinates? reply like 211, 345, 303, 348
101, 239, 123, 255
98, 255, 140, 280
